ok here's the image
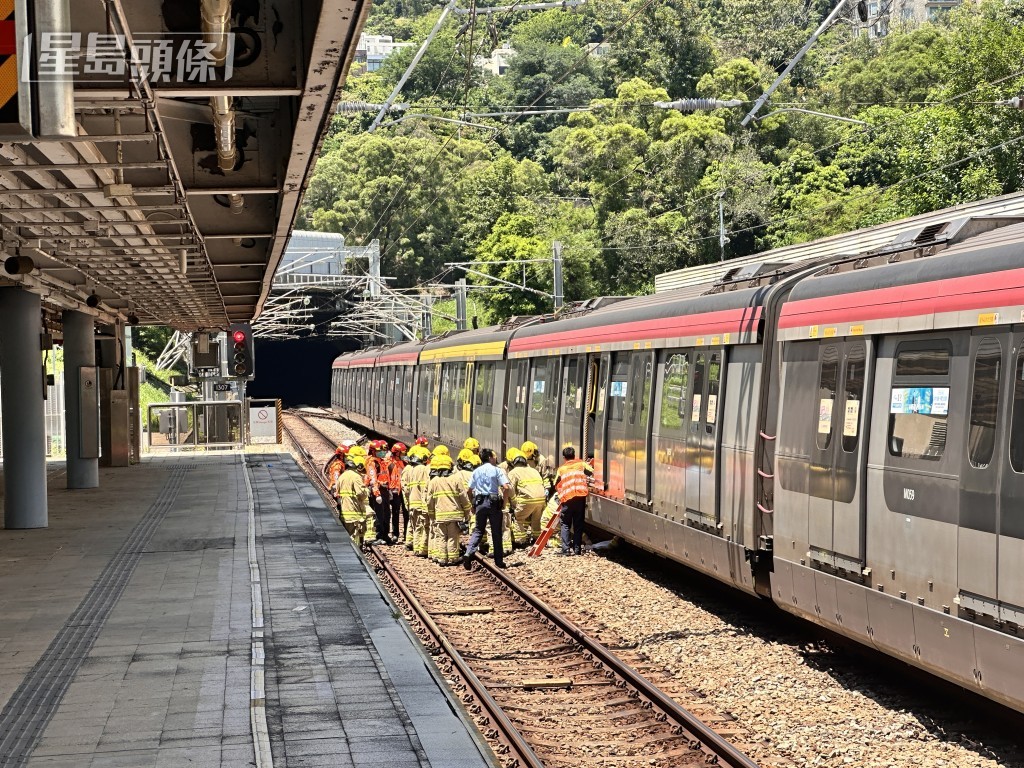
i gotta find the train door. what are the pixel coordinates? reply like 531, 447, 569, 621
625, 351, 655, 505
685, 350, 723, 526
560, 355, 586, 454
463, 361, 475, 437
584, 355, 601, 462
506, 359, 530, 449
1000, 335, 1024, 613
807, 340, 872, 567
593, 352, 614, 493
958, 333, 1004, 601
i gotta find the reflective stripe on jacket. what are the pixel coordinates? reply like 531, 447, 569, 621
387, 458, 405, 492
365, 457, 386, 495
508, 465, 546, 506
427, 473, 470, 523
555, 459, 591, 502
335, 469, 368, 523
407, 464, 431, 511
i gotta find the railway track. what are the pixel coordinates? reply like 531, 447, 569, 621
283, 409, 760, 768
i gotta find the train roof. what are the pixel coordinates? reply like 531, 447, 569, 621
375, 339, 426, 366
780, 219, 1024, 341
419, 325, 520, 363
332, 346, 382, 368
507, 282, 766, 356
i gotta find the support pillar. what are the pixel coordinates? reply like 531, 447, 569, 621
0, 288, 47, 528
62, 309, 99, 488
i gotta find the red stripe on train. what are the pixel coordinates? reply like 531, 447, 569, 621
779, 267, 1024, 329
508, 306, 762, 353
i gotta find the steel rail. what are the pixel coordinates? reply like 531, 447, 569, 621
368, 546, 545, 768
470, 554, 761, 768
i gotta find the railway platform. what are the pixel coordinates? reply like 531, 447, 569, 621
0, 452, 494, 768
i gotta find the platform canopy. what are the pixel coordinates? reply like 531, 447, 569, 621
0, 0, 367, 330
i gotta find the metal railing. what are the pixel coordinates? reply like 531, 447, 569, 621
147, 400, 243, 450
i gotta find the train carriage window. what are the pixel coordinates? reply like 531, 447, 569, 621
1009, 353, 1024, 473
841, 346, 866, 453
530, 359, 549, 414
689, 354, 706, 433
816, 347, 839, 450
455, 364, 468, 416
564, 358, 580, 418
888, 342, 952, 461
660, 352, 689, 432
706, 352, 721, 435
896, 346, 950, 377
967, 338, 1001, 469
474, 362, 495, 408
419, 365, 435, 416
608, 355, 630, 422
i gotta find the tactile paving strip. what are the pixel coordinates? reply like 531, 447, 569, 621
0, 465, 190, 767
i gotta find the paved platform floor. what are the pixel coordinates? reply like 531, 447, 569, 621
0, 452, 493, 768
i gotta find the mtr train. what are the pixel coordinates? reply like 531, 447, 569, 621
332, 215, 1024, 713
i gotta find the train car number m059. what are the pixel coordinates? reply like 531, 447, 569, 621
903, 488, 915, 501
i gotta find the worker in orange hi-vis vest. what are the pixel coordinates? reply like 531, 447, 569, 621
387, 443, 408, 541
323, 445, 349, 515
365, 440, 394, 545
555, 445, 593, 556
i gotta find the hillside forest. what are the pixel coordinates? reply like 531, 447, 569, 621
299, 0, 1024, 323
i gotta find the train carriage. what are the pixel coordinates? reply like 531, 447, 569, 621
507, 286, 767, 595
773, 218, 1024, 709
330, 213, 1024, 713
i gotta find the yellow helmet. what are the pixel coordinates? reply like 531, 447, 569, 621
431, 454, 453, 471
432, 445, 450, 457
464, 437, 480, 451
350, 456, 366, 469
468, 453, 482, 467
521, 441, 539, 458
457, 448, 475, 464
506, 447, 523, 464
408, 445, 429, 462
349, 445, 367, 458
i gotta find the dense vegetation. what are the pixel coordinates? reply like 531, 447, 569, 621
301, 0, 1024, 323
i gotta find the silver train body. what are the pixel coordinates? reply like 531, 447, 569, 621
331, 215, 1024, 712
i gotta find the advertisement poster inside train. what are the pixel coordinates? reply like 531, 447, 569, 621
889, 387, 949, 415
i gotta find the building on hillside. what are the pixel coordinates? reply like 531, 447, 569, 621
354, 34, 414, 73
478, 44, 517, 76
862, 0, 961, 38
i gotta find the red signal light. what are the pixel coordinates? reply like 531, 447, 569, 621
232, 330, 246, 343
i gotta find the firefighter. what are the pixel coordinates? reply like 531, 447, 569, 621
506, 447, 547, 545
555, 445, 593, 555
427, 453, 471, 566
388, 443, 408, 541
463, 437, 480, 457
410, 447, 433, 557
323, 445, 348, 514
366, 440, 394, 544
401, 447, 423, 549
456, 448, 477, 488
521, 440, 555, 496
335, 453, 369, 548
347, 445, 374, 540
